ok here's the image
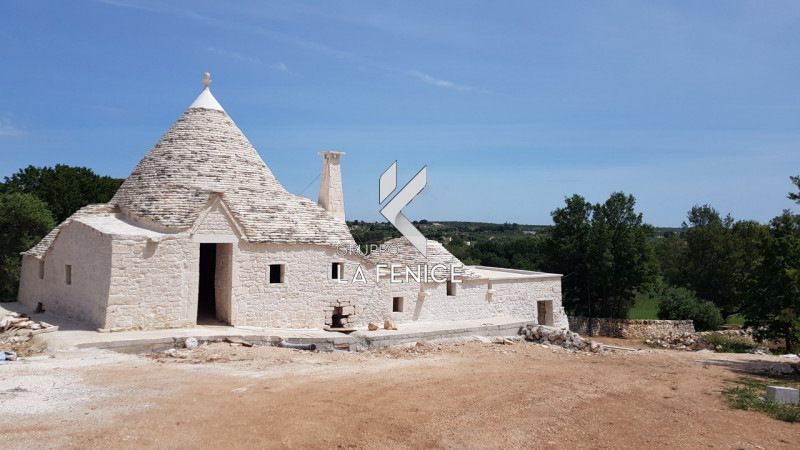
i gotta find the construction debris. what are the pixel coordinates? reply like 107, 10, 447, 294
520, 324, 604, 353
0, 311, 58, 358
224, 337, 254, 347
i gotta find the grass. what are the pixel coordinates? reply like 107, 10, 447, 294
702, 332, 759, 353
628, 296, 659, 319
723, 376, 800, 423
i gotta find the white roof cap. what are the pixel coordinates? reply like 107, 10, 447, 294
188, 72, 224, 111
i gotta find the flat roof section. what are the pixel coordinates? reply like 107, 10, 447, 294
467, 266, 561, 281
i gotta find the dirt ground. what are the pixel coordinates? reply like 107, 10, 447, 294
2, 338, 799, 449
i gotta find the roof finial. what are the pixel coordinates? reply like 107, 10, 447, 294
202, 72, 212, 89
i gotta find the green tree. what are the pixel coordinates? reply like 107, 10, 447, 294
588, 192, 656, 318
654, 233, 687, 286
542, 192, 655, 318
0, 193, 56, 299
679, 205, 759, 321
743, 210, 800, 352
789, 175, 800, 203
1, 165, 123, 223
541, 194, 593, 316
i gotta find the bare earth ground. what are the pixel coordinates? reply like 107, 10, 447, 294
2, 339, 799, 449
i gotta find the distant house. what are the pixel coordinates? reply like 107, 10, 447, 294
17, 74, 567, 331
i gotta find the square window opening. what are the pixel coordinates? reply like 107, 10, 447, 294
65, 265, 72, 285
269, 264, 284, 284
392, 296, 404, 312
446, 280, 456, 296
332, 262, 344, 280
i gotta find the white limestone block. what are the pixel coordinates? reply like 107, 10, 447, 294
766, 386, 799, 404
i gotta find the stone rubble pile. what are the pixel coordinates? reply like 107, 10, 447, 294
0, 311, 58, 357
644, 332, 713, 351
520, 324, 604, 353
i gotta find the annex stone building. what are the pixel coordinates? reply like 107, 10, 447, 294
17, 74, 567, 332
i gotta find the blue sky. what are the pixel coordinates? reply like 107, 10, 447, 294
1, 1, 798, 226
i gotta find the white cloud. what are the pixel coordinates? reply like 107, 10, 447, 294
409, 70, 487, 93
0, 120, 23, 137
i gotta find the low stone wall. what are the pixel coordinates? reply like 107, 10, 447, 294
568, 317, 695, 339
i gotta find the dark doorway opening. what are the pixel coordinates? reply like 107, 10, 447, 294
198, 243, 217, 323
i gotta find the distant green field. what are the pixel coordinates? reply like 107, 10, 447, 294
629, 296, 746, 327
628, 296, 659, 319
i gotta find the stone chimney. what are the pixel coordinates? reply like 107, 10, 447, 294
318, 151, 346, 221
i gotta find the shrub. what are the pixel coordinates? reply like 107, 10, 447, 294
701, 332, 758, 353
655, 285, 724, 331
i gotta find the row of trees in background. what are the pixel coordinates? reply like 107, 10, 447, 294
0, 165, 123, 299
447, 177, 800, 351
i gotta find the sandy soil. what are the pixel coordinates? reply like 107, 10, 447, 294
1, 339, 798, 449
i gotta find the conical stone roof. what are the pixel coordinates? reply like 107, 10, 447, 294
109, 79, 353, 246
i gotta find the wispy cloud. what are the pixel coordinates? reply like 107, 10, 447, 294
409, 70, 488, 93
205, 47, 289, 72
93, 0, 159, 13
97, 1, 485, 93
206, 46, 263, 65
0, 120, 24, 137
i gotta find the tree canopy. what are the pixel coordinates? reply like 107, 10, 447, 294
677, 205, 763, 320
789, 175, 800, 204
743, 210, 800, 352
0, 193, 55, 299
542, 192, 655, 318
1, 165, 123, 223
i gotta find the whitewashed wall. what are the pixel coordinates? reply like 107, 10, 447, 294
104, 237, 197, 330
18, 221, 112, 328
19, 203, 566, 331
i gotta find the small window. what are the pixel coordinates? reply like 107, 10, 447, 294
39, 260, 45, 280
446, 280, 456, 296
65, 265, 72, 285
392, 296, 403, 312
332, 262, 344, 280
269, 264, 284, 284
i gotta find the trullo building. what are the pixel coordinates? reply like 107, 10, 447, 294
17, 74, 567, 332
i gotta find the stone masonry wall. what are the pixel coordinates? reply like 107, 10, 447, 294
105, 237, 197, 330
21, 201, 567, 331
232, 242, 566, 329
568, 317, 695, 339
18, 221, 112, 328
